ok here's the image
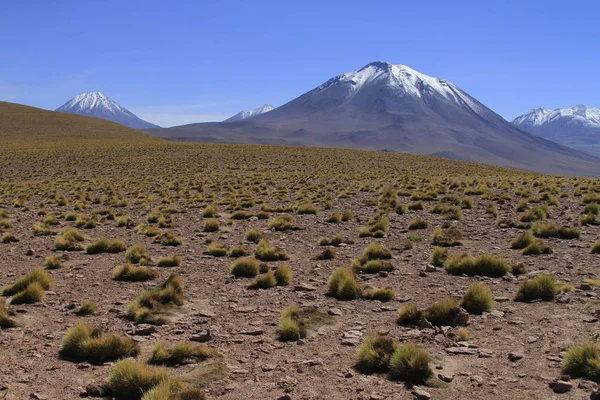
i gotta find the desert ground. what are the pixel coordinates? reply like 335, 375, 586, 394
1, 103, 600, 400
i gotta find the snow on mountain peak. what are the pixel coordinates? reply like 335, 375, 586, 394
513, 104, 600, 129
224, 104, 274, 122
56, 92, 159, 129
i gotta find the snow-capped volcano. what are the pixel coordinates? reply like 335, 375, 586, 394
56, 92, 159, 129
512, 105, 600, 157
150, 61, 600, 176
224, 104, 274, 122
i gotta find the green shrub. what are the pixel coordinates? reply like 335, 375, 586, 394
511, 230, 534, 249
408, 218, 428, 230
228, 246, 249, 258
274, 265, 292, 286
117, 215, 135, 228
278, 305, 304, 341
327, 267, 359, 300
515, 274, 558, 302
520, 205, 548, 222
0, 299, 16, 329
248, 270, 277, 289
10, 282, 45, 304
397, 303, 422, 326
461, 283, 494, 314
244, 229, 262, 243
431, 247, 448, 267
140, 380, 206, 400
326, 212, 342, 223
532, 222, 580, 239
389, 342, 432, 382
362, 242, 392, 260
230, 257, 260, 278
156, 255, 181, 268
563, 342, 600, 381
204, 242, 228, 257
202, 205, 219, 218
2, 268, 53, 296
342, 210, 354, 221
522, 240, 552, 255
357, 334, 398, 371
255, 239, 288, 261
457, 327, 470, 342
432, 226, 463, 247
512, 263, 527, 275
149, 341, 216, 365
591, 241, 600, 254
362, 286, 395, 301
269, 214, 294, 231
407, 201, 424, 211
85, 238, 110, 254
444, 253, 510, 277
54, 227, 85, 251
74, 300, 98, 316
1, 232, 18, 243
316, 248, 336, 260
126, 274, 184, 325
61, 321, 140, 362
113, 264, 159, 281
580, 213, 599, 226
423, 297, 460, 326
296, 203, 317, 215
153, 231, 182, 246
108, 359, 169, 400
126, 244, 151, 264
202, 218, 220, 232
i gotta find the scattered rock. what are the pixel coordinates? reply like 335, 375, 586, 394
294, 283, 317, 292
446, 346, 478, 355
438, 372, 454, 382
80, 384, 106, 397
190, 329, 211, 342
328, 308, 342, 316
240, 329, 264, 336
508, 352, 524, 362
550, 380, 573, 393
126, 324, 156, 336
450, 307, 469, 326
30, 394, 47, 400
412, 386, 431, 399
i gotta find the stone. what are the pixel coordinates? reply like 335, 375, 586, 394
294, 283, 317, 292
445, 346, 478, 355
508, 352, 524, 362
550, 380, 573, 393
80, 384, 106, 397
450, 307, 469, 326
424, 264, 437, 272
411, 386, 431, 400
190, 329, 211, 342
30, 394, 47, 400
126, 324, 156, 336
328, 308, 342, 316
418, 318, 434, 330
26, 249, 34, 256
470, 375, 484, 386
580, 283, 593, 291
438, 372, 454, 382
240, 329, 264, 336
591, 389, 600, 400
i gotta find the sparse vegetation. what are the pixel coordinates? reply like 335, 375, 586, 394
230, 257, 260, 278
389, 342, 432, 382
515, 274, 558, 302
149, 341, 217, 365
126, 274, 184, 324
461, 283, 494, 314
156, 255, 182, 267
61, 321, 140, 362
327, 267, 359, 300
113, 263, 159, 281
255, 239, 288, 261
444, 253, 510, 277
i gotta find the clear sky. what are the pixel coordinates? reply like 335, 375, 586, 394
1, 0, 598, 127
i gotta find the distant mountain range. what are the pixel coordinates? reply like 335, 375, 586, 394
512, 105, 600, 157
56, 92, 159, 129
224, 104, 274, 122
146, 61, 600, 176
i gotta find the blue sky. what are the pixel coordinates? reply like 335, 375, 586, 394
1, 0, 598, 127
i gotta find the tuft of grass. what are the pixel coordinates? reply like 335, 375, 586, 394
230, 257, 260, 278
520, 205, 548, 222
512, 263, 527, 275
278, 305, 304, 341
432, 226, 464, 247
255, 239, 288, 261
397, 303, 422, 326
1, 232, 18, 243
157, 255, 182, 268
74, 299, 98, 316
444, 253, 510, 277
511, 230, 534, 249
389, 342, 432, 383
327, 267, 359, 301
274, 265, 292, 286
342, 210, 354, 221
563, 342, 600, 382
269, 214, 295, 231
126, 274, 184, 325
44, 255, 63, 269
591, 241, 600, 254
296, 203, 317, 215
2, 268, 53, 297
10, 282, 45, 304
244, 229, 262, 243
522, 239, 552, 255
0, 299, 16, 329
204, 242, 228, 257
113, 263, 159, 281
461, 283, 494, 314
357, 334, 398, 371
362, 286, 396, 302
326, 212, 342, 223
316, 248, 336, 260
457, 327, 470, 342
85, 238, 126, 254
153, 231, 182, 246
353, 242, 394, 273
532, 222, 580, 239
54, 227, 85, 251
202, 218, 220, 232
140, 380, 207, 400
515, 274, 558, 302
431, 247, 448, 267
408, 217, 428, 230
228, 246, 249, 258
117, 215, 135, 228
247, 270, 277, 289
149, 341, 217, 365
108, 359, 169, 400
61, 321, 140, 362
423, 297, 460, 326
126, 243, 151, 264
202, 205, 219, 218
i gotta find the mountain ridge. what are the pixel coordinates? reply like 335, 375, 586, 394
224, 104, 274, 122
56, 92, 159, 129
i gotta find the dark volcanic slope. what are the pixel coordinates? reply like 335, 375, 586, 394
147, 62, 600, 176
